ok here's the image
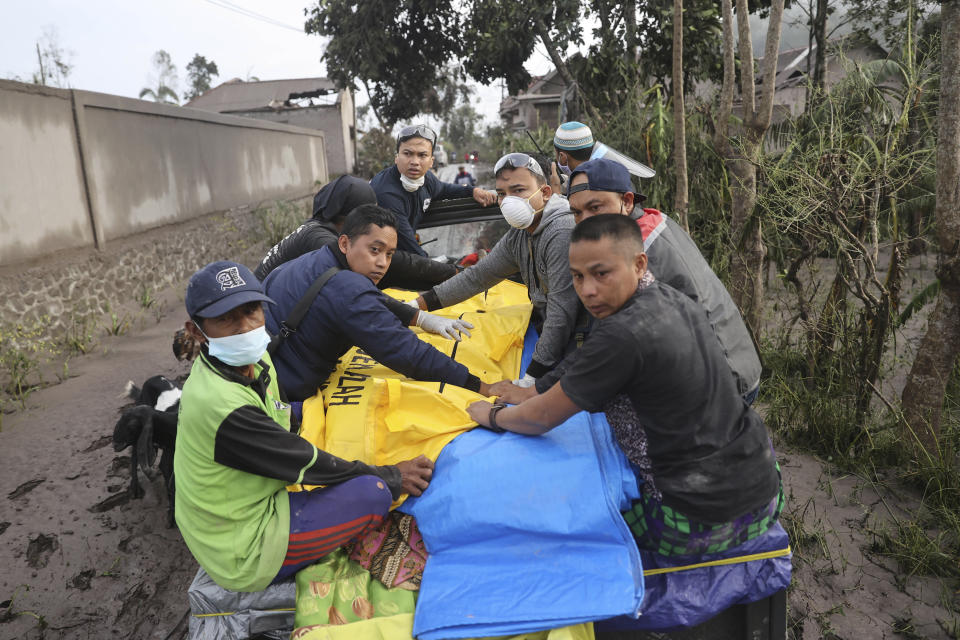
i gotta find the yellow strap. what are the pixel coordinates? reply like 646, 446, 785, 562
192, 549, 791, 618
193, 608, 296, 618
642, 546, 791, 577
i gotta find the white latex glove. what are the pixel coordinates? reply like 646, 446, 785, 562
416, 312, 474, 341
405, 298, 420, 308
513, 373, 536, 388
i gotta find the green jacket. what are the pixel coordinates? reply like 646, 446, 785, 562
174, 350, 401, 592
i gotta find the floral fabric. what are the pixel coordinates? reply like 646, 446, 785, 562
347, 511, 427, 591
292, 548, 416, 638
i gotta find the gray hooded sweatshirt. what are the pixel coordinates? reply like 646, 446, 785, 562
422, 194, 582, 378
633, 206, 762, 395
535, 206, 761, 398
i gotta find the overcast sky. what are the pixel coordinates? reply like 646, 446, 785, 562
4, 1, 817, 132
1, 0, 558, 129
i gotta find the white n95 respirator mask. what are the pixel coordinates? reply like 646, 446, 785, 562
499, 190, 543, 229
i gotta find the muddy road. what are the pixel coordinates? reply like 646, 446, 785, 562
0, 289, 196, 640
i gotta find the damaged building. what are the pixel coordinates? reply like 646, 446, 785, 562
187, 77, 356, 176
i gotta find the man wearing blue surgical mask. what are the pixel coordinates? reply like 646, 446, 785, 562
409, 153, 588, 387
176, 260, 435, 593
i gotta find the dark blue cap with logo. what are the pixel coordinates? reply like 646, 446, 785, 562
185, 261, 275, 319
567, 158, 633, 197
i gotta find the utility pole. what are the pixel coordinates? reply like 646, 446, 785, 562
36, 42, 46, 86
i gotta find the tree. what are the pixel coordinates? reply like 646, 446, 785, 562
32, 26, 73, 88
531, 12, 605, 126
354, 128, 396, 179
756, 54, 934, 437
844, 0, 938, 49
185, 54, 219, 101
672, 0, 690, 230
139, 50, 179, 105
306, 1, 608, 128
440, 102, 482, 154
632, 0, 724, 92
900, 0, 960, 454
713, 0, 786, 331
307, 0, 779, 138
786, 0, 857, 111
305, 0, 466, 129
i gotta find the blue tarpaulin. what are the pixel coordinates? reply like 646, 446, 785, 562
400, 411, 644, 639
401, 323, 791, 637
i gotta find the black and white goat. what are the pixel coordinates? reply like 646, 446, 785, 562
112, 375, 180, 527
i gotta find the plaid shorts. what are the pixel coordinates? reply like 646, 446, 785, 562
622, 483, 784, 557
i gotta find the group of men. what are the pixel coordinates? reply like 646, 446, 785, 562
174, 120, 781, 594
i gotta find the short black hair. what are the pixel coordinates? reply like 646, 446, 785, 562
570, 213, 644, 253
555, 145, 594, 162
341, 205, 398, 240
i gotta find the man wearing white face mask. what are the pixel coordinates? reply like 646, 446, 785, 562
175, 260, 435, 592
410, 153, 588, 387
371, 124, 497, 256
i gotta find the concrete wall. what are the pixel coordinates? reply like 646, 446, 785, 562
0, 79, 328, 267
0, 83, 95, 263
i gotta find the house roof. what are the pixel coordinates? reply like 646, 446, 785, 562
758, 34, 888, 90
186, 77, 340, 113
500, 68, 568, 116
527, 68, 563, 95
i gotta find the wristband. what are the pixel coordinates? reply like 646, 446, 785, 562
487, 403, 507, 433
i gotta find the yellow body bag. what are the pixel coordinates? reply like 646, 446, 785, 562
294, 281, 532, 505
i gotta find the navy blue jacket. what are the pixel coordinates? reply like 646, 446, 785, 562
370, 166, 473, 256
262, 245, 481, 401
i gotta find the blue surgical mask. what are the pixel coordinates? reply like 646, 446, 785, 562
557, 161, 571, 176
203, 326, 271, 367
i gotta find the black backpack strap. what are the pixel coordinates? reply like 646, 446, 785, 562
267, 266, 340, 356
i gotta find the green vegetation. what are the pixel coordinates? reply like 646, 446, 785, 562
354, 128, 396, 179
138, 49, 179, 105
62, 311, 97, 356
104, 304, 131, 337
255, 199, 309, 247
0, 585, 46, 631
136, 283, 156, 309
184, 54, 218, 102
494, 35, 957, 597
0, 318, 55, 412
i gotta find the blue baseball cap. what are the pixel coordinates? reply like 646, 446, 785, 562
185, 261, 275, 319
567, 158, 633, 197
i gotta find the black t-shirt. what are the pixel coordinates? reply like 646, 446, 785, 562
559, 281, 778, 523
